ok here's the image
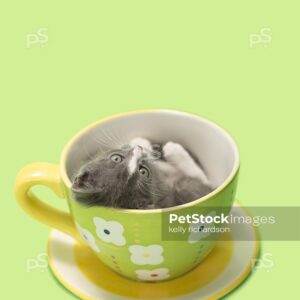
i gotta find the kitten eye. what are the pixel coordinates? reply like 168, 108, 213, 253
139, 166, 150, 177
110, 154, 124, 163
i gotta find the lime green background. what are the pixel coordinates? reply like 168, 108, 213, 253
1, 0, 299, 299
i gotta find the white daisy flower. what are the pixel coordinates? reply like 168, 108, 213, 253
129, 245, 164, 265
93, 217, 126, 246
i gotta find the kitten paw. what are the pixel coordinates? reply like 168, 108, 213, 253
163, 142, 209, 184
163, 142, 188, 161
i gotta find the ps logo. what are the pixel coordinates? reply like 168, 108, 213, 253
251, 253, 274, 272
249, 27, 272, 48
26, 28, 49, 49
26, 253, 48, 272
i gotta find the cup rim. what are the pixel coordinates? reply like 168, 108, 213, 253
60, 109, 240, 214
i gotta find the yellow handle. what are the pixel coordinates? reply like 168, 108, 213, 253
15, 163, 81, 241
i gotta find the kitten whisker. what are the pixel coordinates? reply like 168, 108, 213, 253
101, 129, 124, 148
138, 181, 165, 198
85, 132, 109, 155
101, 130, 118, 147
138, 183, 162, 198
140, 180, 165, 189
137, 182, 147, 195
106, 129, 126, 147
93, 130, 121, 149
93, 136, 116, 149
83, 143, 96, 161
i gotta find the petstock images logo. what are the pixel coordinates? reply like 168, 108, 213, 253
161, 206, 300, 242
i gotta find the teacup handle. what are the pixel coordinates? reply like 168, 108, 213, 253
15, 163, 81, 242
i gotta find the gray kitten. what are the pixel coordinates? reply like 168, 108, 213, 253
72, 138, 212, 209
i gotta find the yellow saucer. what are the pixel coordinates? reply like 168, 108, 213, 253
48, 205, 259, 300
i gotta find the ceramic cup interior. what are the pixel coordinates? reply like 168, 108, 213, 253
63, 110, 239, 197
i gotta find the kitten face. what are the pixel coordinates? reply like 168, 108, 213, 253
71, 144, 167, 209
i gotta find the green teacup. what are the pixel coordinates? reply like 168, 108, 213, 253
15, 110, 239, 281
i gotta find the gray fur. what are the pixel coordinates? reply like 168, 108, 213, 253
71, 141, 212, 209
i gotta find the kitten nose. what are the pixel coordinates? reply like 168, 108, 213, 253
132, 145, 143, 154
